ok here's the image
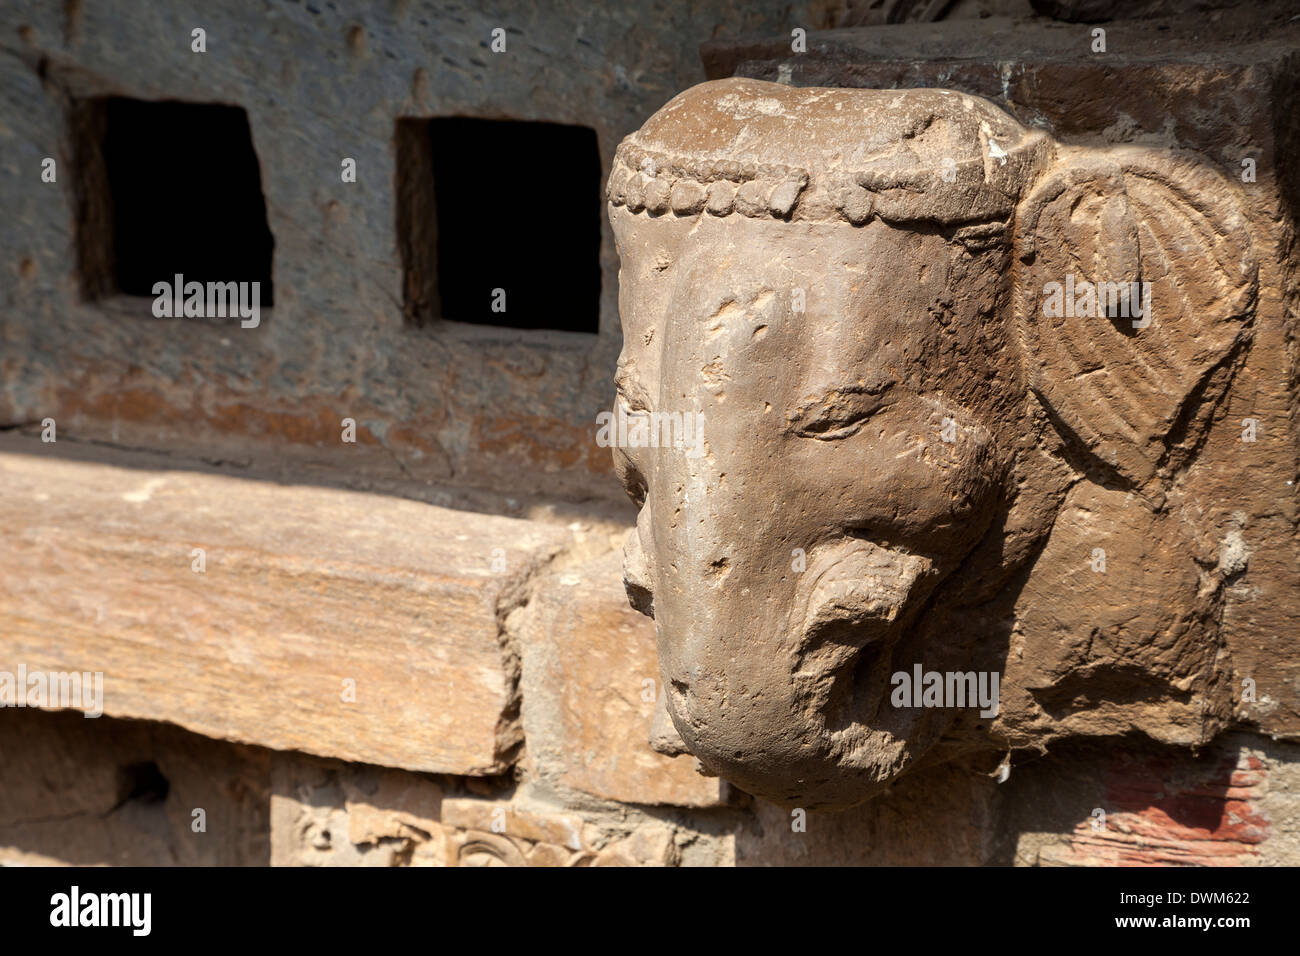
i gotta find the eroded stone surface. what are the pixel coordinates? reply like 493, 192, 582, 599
0, 709, 269, 866
0, 0, 833, 507
700, 9, 1300, 746
0, 436, 571, 774
7, 709, 1300, 867
516, 548, 726, 807
3, 0, 1299, 868
995, 733, 1300, 867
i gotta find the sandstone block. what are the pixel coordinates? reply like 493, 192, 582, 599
516, 548, 725, 807
994, 734, 1300, 866
0, 438, 571, 773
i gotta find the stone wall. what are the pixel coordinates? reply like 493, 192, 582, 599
2, 0, 1299, 866
1, 0, 832, 506
8, 707, 1300, 866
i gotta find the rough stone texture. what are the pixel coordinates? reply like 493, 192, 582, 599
0, 0, 833, 509
832, 0, 1032, 26
3, 0, 1300, 867
0, 434, 571, 774
0, 709, 269, 866
735, 761, 1001, 865
607, 62, 1292, 809
1004, 483, 1228, 747
270, 756, 448, 866
996, 733, 1300, 866
5, 709, 1300, 867
516, 548, 726, 807
728, 730, 1300, 867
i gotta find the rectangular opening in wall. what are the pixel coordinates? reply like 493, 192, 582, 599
397, 116, 600, 334
71, 97, 274, 306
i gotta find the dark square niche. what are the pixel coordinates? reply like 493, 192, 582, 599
71, 97, 274, 305
397, 116, 600, 333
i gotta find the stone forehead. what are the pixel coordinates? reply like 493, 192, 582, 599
609, 77, 1052, 225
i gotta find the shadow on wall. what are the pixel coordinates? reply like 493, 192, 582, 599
0, 709, 271, 867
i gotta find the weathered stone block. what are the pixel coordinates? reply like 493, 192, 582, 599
587, 7, 1300, 816
270, 757, 446, 866
0, 0, 829, 504
734, 761, 1001, 866
0, 437, 571, 773
438, 794, 682, 866
517, 549, 725, 807
267, 754, 703, 867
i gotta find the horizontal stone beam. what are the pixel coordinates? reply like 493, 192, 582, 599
0, 437, 571, 774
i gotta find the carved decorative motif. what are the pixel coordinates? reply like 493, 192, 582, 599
609, 78, 1258, 809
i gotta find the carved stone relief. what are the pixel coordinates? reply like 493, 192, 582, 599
608, 78, 1258, 809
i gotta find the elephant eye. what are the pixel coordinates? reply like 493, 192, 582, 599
789, 381, 895, 440
614, 361, 652, 413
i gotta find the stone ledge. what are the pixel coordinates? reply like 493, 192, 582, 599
0, 436, 572, 774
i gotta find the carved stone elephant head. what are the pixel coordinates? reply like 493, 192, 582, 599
607, 78, 1257, 809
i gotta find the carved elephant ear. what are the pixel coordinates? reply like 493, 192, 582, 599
1014, 147, 1257, 485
